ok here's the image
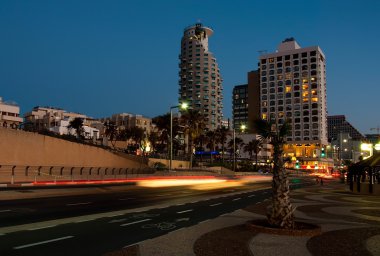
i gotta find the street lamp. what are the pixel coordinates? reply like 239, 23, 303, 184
233, 124, 246, 172
170, 102, 188, 171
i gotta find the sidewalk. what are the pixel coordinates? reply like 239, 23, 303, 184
108, 179, 380, 256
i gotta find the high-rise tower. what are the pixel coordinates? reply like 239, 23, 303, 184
178, 23, 223, 130
259, 38, 331, 170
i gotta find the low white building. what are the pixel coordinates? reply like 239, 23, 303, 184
0, 97, 23, 128
49, 119, 100, 139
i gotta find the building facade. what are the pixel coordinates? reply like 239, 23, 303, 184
232, 84, 248, 130
178, 23, 223, 130
259, 38, 330, 170
24, 106, 90, 131
0, 97, 23, 128
327, 115, 364, 141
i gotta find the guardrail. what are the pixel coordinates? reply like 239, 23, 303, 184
0, 164, 155, 185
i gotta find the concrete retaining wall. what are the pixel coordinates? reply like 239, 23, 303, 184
0, 128, 142, 168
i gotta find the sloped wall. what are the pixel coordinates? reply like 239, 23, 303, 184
0, 128, 142, 168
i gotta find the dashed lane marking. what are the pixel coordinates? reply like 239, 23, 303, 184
14, 236, 74, 250
210, 203, 222, 207
232, 198, 241, 201
248, 194, 255, 198
177, 209, 193, 214
0, 209, 11, 213
120, 219, 151, 227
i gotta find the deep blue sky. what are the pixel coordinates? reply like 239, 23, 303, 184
1, 0, 379, 133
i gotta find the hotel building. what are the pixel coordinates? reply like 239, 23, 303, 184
259, 38, 332, 170
178, 23, 223, 130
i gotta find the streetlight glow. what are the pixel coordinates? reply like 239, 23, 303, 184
180, 102, 188, 110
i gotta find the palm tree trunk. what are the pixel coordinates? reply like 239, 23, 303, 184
255, 153, 258, 171
266, 144, 295, 229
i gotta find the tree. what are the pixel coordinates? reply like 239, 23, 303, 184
181, 109, 206, 166
104, 121, 118, 147
206, 130, 218, 163
68, 118, 84, 139
228, 137, 244, 160
243, 139, 263, 170
254, 118, 294, 229
152, 113, 181, 155
215, 127, 229, 164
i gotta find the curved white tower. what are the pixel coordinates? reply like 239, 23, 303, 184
178, 23, 223, 130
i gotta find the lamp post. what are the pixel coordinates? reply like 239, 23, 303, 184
233, 124, 246, 172
170, 102, 188, 171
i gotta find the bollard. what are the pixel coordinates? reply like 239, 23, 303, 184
71, 167, 74, 182
125, 168, 128, 179
80, 167, 84, 176
11, 166, 16, 184
49, 166, 53, 176
25, 166, 30, 176
60, 167, 64, 176
112, 168, 116, 179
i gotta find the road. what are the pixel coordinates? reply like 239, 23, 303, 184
0, 177, 311, 256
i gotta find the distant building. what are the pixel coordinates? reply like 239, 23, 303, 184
327, 115, 364, 141
232, 84, 248, 130
365, 134, 380, 144
178, 23, 223, 130
232, 70, 260, 133
100, 113, 153, 134
0, 97, 23, 128
23, 106, 92, 132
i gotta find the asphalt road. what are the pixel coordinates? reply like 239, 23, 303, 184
0, 178, 311, 256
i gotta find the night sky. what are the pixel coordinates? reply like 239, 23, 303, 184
1, 0, 379, 133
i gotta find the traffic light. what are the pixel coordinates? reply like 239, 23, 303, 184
295, 160, 300, 169
321, 148, 325, 157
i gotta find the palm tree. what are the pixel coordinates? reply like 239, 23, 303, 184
104, 121, 118, 147
228, 137, 244, 160
181, 110, 206, 167
152, 113, 181, 155
68, 117, 84, 139
243, 139, 263, 170
254, 118, 294, 229
216, 127, 229, 164
206, 130, 218, 163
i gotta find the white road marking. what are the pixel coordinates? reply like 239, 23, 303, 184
177, 209, 193, 214
233, 198, 241, 201
75, 219, 93, 223
248, 194, 255, 198
27, 225, 56, 231
109, 218, 127, 224
66, 202, 91, 206
0, 209, 11, 213
210, 203, 222, 207
14, 236, 74, 250
120, 219, 151, 227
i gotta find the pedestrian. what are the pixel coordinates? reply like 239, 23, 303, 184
320, 178, 324, 186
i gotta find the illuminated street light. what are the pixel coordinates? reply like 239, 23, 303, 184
233, 124, 246, 172
170, 102, 188, 171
